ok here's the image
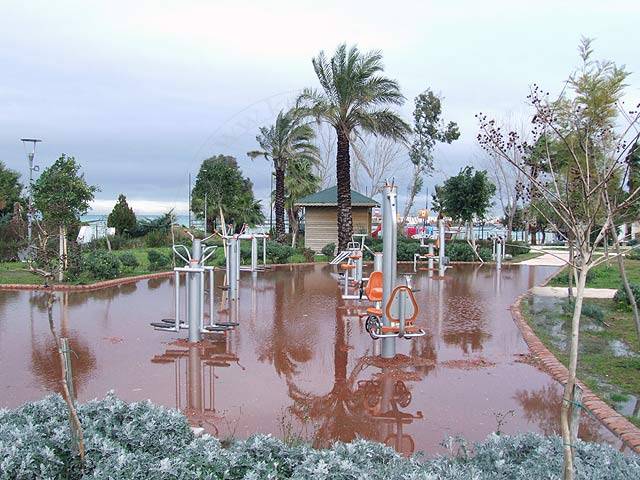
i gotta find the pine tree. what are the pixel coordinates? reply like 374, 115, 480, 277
107, 194, 136, 235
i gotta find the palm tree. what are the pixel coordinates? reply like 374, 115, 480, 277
299, 44, 410, 250
249, 108, 319, 243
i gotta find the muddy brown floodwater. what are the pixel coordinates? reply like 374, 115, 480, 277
0, 264, 625, 455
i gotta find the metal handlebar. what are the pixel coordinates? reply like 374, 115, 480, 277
201, 245, 217, 264
173, 245, 191, 264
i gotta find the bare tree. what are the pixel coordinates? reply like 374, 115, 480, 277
481, 117, 528, 241
350, 135, 404, 198
478, 39, 640, 479
313, 123, 336, 188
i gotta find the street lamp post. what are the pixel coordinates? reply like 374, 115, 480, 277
204, 192, 207, 237
20, 138, 42, 247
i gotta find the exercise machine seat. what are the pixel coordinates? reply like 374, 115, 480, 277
364, 271, 383, 301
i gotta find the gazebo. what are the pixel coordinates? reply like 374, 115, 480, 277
295, 186, 379, 252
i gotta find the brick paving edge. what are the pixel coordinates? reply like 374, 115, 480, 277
510, 293, 640, 453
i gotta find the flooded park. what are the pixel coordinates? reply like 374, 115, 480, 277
0, 263, 623, 456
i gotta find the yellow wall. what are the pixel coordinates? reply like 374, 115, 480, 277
303, 207, 372, 252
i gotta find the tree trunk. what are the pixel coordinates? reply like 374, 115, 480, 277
507, 209, 514, 242
560, 262, 588, 480
274, 164, 286, 243
58, 224, 65, 282
401, 164, 422, 226
336, 128, 353, 250
288, 208, 299, 248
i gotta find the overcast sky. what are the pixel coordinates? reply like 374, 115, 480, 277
2, 0, 639, 215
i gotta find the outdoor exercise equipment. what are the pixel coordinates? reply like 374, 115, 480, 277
237, 229, 269, 273
413, 220, 450, 276
333, 234, 372, 300
150, 231, 238, 343
364, 182, 426, 356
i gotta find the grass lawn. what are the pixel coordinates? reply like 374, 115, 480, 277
548, 258, 640, 289
0, 247, 174, 286
523, 294, 640, 427
507, 251, 545, 263
0, 262, 48, 285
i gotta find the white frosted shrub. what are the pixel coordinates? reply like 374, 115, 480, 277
1, 395, 638, 479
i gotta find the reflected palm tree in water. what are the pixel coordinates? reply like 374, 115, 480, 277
29, 292, 97, 396
287, 304, 426, 455
256, 269, 314, 377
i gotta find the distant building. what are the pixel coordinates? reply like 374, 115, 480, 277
296, 186, 379, 252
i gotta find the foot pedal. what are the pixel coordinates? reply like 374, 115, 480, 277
150, 322, 176, 329
202, 325, 229, 332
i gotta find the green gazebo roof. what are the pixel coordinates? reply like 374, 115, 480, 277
295, 186, 379, 207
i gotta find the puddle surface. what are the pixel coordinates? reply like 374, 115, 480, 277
0, 264, 624, 455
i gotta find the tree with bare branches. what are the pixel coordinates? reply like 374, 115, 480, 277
478, 39, 640, 479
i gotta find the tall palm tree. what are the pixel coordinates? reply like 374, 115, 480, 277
299, 44, 410, 250
249, 108, 319, 243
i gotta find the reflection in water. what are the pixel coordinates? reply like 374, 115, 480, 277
151, 335, 241, 434
287, 303, 427, 455
256, 270, 313, 377
515, 383, 606, 443
0, 263, 625, 454
30, 292, 96, 396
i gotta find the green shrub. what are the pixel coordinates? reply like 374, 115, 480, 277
146, 229, 169, 248
614, 283, 640, 306
581, 303, 605, 323
446, 241, 476, 262
321, 242, 336, 257
396, 238, 421, 261
301, 248, 315, 262
119, 251, 140, 271
265, 241, 294, 264
478, 247, 493, 262
147, 249, 171, 271
0, 394, 639, 479
84, 250, 121, 280
505, 241, 530, 256
626, 248, 640, 260
64, 242, 84, 281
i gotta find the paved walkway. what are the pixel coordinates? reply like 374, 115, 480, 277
518, 249, 570, 266
530, 286, 618, 299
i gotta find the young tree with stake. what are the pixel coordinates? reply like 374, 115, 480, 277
478, 39, 640, 479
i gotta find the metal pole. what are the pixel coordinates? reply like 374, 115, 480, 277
356, 255, 363, 283
381, 183, 397, 359
188, 239, 202, 342
188, 173, 192, 229
428, 244, 434, 271
204, 192, 207, 236
251, 236, 257, 272
208, 267, 215, 326
496, 241, 502, 271
262, 236, 267, 266
438, 219, 446, 277
373, 252, 383, 272
174, 270, 181, 330
229, 238, 238, 301
21, 139, 41, 249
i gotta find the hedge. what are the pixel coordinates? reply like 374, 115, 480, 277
0, 394, 638, 479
